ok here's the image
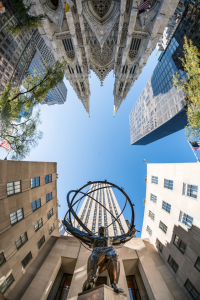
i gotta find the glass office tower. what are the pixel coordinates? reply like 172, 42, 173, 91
129, 12, 189, 145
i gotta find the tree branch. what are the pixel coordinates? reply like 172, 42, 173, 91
9, 69, 52, 102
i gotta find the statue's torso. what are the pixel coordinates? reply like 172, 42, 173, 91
92, 237, 111, 249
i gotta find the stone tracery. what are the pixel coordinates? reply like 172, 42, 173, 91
36, 0, 176, 115
91, 0, 112, 18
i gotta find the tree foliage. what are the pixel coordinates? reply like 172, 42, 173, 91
0, 60, 67, 159
7, 0, 46, 34
173, 37, 200, 141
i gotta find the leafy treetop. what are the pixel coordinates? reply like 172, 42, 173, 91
173, 37, 200, 141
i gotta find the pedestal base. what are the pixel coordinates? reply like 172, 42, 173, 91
77, 284, 127, 300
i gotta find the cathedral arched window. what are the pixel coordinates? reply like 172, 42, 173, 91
130, 65, 136, 75
129, 38, 141, 61
62, 38, 75, 60
119, 82, 124, 92
76, 65, 82, 74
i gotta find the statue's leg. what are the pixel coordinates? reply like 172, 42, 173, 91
82, 252, 99, 292
106, 253, 124, 294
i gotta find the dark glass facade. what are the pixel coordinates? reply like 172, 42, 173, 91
0, 0, 36, 90
129, 2, 200, 145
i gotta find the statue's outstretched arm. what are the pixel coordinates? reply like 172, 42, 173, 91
62, 219, 94, 244
111, 227, 137, 246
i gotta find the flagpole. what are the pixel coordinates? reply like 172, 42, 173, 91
187, 140, 200, 162
4, 148, 11, 160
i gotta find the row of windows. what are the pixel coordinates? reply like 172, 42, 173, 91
148, 211, 193, 241
156, 237, 200, 299
150, 197, 171, 214
0, 228, 54, 294
10, 193, 53, 226
150, 193, 194, 229
151, 176, 198, 198
0, 221, 55, 272
6, 174, 52, 196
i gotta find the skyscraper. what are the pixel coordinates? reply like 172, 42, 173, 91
156, 0, 184, 53
31, 0, 179, 115
28, 31, 67, 106
0, 0, 36, 90
129, 1, 199, 145
141, 162, 200, 299
74, 183, 129, 237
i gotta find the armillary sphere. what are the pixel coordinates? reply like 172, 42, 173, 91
64, 180, 136, 240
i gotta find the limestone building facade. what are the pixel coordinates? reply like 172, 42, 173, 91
30, 0, 179, 115
2, 233, 191, 299
0, 160, 59, 298
0, 179, 191, 300
141, 163, 200, 300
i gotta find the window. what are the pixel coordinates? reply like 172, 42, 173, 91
0, 274, 14, 294
31, 177, 40, 188
179, 211, 193, 228
146, 225, 152, 236
32, 198, 41, 211
37, 235, 45, 249
168, 255, 179, 273
184, 279, 199, 300
164, 179, 173, 190
162, 201, 171, 213
34, 218, 43, 232
126, 275, 141, 300
152, 176, 158, 184
0, 48, 4, 54
49, 223, 55, 235
47, 208, 53, 219
15, 232, 28, 250
173, 235, 186, 254
46, 174, 52, 184
194, 257, 200, 272
148, 210, 155, 221
8, 50, 12, 56
21, 252, 32, 268
7, 181, 21, 196
46, 192, 52, 202
156, 238, 163, 252
10, 208, 24, 225
159, 221, 167, 234
183, 183, 198, 198
150, 194, 157, 203
0, 252, 6, 267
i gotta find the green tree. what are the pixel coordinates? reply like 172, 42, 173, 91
1, 110, 43, 160
0, 60, 67, 159
7, 0, 46, 35
173, 37, 200, 141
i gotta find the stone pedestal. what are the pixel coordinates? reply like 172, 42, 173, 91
77, 285, 127, 300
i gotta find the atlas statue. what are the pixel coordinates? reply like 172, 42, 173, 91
63, 180, 137, 294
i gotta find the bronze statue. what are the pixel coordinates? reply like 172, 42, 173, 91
62, 219, 136, 294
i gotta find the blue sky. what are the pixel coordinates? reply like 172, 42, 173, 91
1, 50, 199, 237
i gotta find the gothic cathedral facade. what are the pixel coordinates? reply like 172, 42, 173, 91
32, 0, 179, 115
